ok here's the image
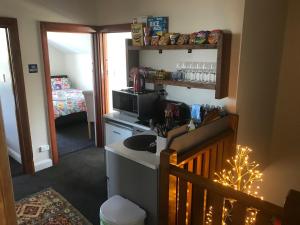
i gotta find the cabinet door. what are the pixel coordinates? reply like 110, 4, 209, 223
105, 122, 132, 145
106, 151, 159, 225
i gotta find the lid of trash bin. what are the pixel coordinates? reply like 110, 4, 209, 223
100, 195, 146, 225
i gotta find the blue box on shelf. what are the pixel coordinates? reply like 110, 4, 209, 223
147, 16, 169, 36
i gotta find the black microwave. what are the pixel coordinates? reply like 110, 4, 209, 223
112, 89, 159, 119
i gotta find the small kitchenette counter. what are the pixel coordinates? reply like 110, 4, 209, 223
104, 111, 160, 224
105, 135, 160, 225
105, 140, 160, 170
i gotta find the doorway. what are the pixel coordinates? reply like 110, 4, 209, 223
40, 22, 105, 164
40, 22, 132, 164
105, 32, 132, 112
0, 28, 23, 176
47, 32, 96, 157
0, 17, 34, 176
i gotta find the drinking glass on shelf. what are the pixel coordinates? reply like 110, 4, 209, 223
175, 62, 183, 81
176, 62, 181, 71
201, 63, 208, 83
186, 62, 193, 81
209, 63, 217, 83
206, 63, 212, 83
188, 62, 194, 81
180, 62, 187, 80
191, 62, 198, 81
195, 62, 203, 82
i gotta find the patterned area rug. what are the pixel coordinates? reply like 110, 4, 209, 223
15, 188, 92, 225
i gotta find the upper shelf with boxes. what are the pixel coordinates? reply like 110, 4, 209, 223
127, 16, 232, 99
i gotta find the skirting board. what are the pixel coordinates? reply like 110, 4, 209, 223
8, 147, 22, 164
34, 159, 53, 172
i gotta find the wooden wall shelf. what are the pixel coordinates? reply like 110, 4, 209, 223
126, 31, 231, 99
145, 79, 216, 90
127, 44, 218, 51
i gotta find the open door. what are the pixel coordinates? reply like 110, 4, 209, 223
0, 17, 34, 175
0, 108, 17, 225
96, 24, 131, 112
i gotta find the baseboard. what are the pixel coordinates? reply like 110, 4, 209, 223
34, 159, 53, 172
7, 147, 22, 164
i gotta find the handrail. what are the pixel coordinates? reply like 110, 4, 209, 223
169, 165, 284, 218
175, 129, 234, 164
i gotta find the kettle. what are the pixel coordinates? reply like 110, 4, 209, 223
133, 71, 145, 93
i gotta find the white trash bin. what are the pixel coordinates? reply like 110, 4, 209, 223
100, 195, 146, 225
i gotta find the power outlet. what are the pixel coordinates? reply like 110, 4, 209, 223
39, 145, 50, 152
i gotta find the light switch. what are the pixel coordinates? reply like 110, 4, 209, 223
39, 145, 50, 152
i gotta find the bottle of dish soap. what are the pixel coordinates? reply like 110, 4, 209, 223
188, 119, 196, 131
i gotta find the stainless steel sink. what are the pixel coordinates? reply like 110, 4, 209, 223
123, 135, 157, 153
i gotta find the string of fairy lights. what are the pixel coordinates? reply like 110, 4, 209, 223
214, 145, 263, 198
205, 145, 263, 225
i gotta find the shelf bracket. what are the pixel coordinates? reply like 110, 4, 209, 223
188, 49, 192, 53
159, 49, 163, 54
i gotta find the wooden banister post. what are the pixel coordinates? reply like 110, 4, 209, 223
159, 149, 177, 225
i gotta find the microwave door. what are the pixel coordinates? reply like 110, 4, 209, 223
112, 91, 137, 115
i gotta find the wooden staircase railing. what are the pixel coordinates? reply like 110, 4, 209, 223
159, 114, 299, 225
159, 114, 239, 225
167, 165, 284, 225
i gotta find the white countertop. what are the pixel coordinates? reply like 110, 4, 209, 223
105, 140, 160, 170
103, 111, 151, 131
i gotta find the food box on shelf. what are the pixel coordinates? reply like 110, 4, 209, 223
131, 23, 145, 46
147, 16, 169, 36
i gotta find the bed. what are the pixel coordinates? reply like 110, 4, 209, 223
51, 76, 87, 120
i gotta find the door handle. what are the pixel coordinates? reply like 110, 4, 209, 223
2, 74, 6, 83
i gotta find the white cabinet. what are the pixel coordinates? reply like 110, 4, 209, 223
105, 122, 133, 145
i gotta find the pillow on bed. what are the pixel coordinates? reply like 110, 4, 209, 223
51, 77, 71, 90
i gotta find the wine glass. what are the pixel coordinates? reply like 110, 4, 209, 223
181, 62, 187, 80
201, 63, 207, 83
194, 62, 200, 82
186, 62, 193, 81
209, 63, 217, 83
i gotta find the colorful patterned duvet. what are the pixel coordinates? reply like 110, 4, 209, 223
52, 89, 87, 119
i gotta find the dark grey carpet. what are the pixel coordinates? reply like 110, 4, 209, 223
13, 147, 107, 225
56, 121, 95, 156
9, 156, 23, 177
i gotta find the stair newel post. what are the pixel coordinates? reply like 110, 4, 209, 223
159, 149, 178, 225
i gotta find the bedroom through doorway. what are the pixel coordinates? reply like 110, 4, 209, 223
47, 32, 96, 157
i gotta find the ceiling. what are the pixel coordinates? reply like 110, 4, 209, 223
47, 32, 92, 54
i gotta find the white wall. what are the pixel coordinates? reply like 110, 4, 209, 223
236, 0, 287, 164
48, 44, 66, 75
261, 0, 300, 206
48, 37, 94, 91
0, 0, 97, 171
0, 28, 21, 163
48, 32, 94, 90
64, 53, 94, 90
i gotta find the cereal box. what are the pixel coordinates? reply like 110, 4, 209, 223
147, 16, 169, 36
131, 23, 145, 46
